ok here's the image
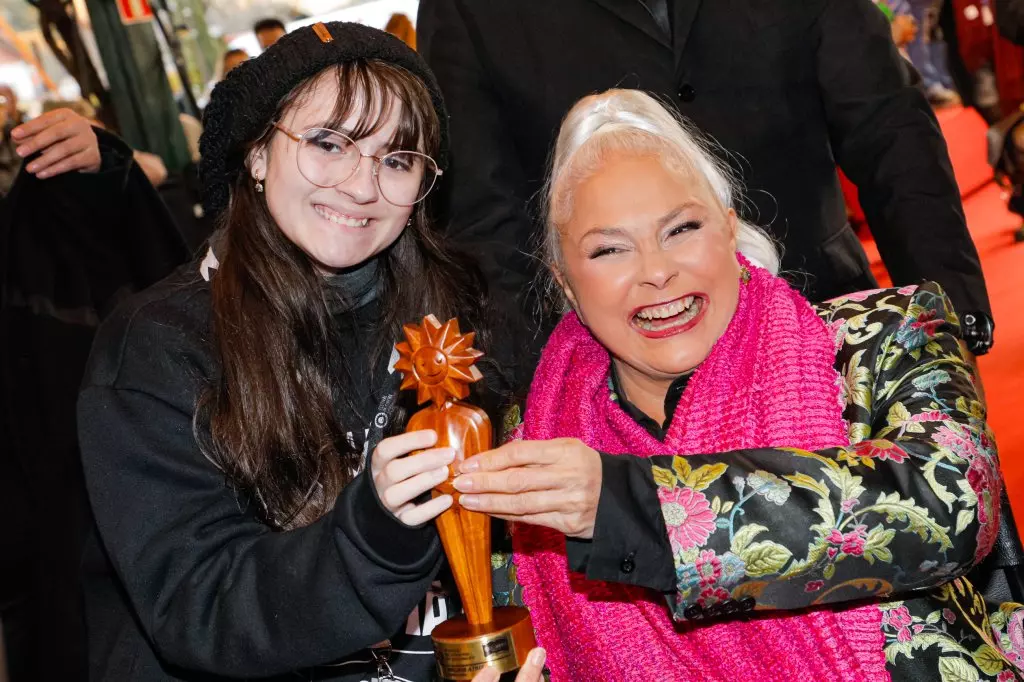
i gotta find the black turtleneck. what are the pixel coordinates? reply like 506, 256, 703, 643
610, 365, 691, 441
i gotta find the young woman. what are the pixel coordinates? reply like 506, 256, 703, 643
77, 22, 542, 682
456, 90, 1022, 681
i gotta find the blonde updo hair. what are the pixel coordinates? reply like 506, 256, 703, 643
542, 89, 779, 286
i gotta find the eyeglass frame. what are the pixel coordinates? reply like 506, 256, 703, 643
271, 122, 443, 207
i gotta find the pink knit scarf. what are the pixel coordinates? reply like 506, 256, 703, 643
512, 261, 889, 681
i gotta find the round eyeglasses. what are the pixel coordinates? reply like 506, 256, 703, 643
273, 123, 442, 207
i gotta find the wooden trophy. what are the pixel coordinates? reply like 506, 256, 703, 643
395, 315, 535, 681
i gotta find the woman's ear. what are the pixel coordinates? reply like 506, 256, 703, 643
726, 208, 739, 252
553, 266, 582, 318
247, 146, 268, 183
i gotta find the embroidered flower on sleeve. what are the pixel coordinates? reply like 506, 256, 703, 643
695, 550, 722, 586
850, 439, 909, 464
895, 309, 942, 349
882, 604, 915, 643
719, 552, 746, 586
697, 586, 730, 609
658, 486, 717, 552
1004, 611, 1024, 668
968, 457, 1000, 563
934, 423, 981, 462
826, 525, 867, 558
911, 369, 952, 392
746, 470, 791, 505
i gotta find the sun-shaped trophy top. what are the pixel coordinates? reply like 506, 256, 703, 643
394, 315, 485, 407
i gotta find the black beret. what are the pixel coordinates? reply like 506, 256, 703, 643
199, 21, 449, 222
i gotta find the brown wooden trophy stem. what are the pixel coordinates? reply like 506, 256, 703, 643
396, 316, 535, 681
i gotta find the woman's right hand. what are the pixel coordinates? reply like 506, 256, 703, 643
371, 430, 454, 526
471, 649, 547, 682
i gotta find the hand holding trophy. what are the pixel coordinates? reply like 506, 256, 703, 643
394, 315, 538, 682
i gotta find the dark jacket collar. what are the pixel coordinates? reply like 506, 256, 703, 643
586, 0, 703, 68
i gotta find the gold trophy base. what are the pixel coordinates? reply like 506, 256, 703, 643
432, 606, 536, 681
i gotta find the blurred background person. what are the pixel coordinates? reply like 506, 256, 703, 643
253, 17, 287, 51
385, 12, 417, 50
907, 0, 963, 106
221, 48, 250, 77
990, 0, 1024, 241
893, 15, 922, 55
877, 0, 922, 56
1, 107, 190, 682
418, 0, 994, 360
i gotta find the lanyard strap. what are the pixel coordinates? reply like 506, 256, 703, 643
363, 372, 401, 466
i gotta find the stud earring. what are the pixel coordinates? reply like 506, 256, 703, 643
740, 265, 751, 285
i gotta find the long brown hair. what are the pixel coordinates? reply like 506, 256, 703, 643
197, 60, 490, 529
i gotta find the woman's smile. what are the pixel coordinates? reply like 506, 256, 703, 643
630, 293, 708, 338
313, 203, 371, 228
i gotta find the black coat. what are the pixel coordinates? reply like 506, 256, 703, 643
75, 267, 465, 681
418, 0, 991, 319
0, 129, 190, 680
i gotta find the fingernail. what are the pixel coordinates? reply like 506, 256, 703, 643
460, 494, 479, 509
452, 475, 473, 492
459, 458, 479, 473
16, 146, 27, 156
528, 648, 546, 667
435, 466, 450, 483
11, 128, 23, 139
37, 171, 49, 178
441, 448, 456, 463
25, 162, 37, 172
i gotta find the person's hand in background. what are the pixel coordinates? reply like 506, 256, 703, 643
11, 108, 101, 178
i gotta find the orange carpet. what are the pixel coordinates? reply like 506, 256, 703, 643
857, 106, 1024, 522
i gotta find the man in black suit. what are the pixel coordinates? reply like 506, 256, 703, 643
418, 0, 995, 356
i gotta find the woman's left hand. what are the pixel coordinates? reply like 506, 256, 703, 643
453, 438, 602, 538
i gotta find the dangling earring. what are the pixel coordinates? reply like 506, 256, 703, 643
254, 176, 264, 193
406, 217, 413, 226
740, 265, 751, 285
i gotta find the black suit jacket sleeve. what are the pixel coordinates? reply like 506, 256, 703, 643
77, 310, 443, 677
815, 0, 991, 319
565, 453, 676, 591
418, 0, 536, 298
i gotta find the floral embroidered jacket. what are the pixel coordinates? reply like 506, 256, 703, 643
495, 284, 1024, 681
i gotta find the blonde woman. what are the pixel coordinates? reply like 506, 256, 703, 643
460, 90, 1021, 681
